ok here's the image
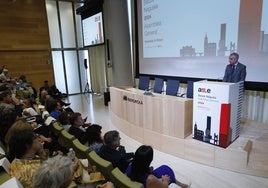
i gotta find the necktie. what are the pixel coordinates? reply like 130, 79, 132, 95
229, 65, 235, 82
231, 65, 235, 75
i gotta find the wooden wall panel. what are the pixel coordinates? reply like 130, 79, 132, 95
0, 0, 54, 90
0, 51, 54, 90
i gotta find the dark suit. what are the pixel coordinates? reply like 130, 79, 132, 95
68, 126, 87, 144
99, 145, 134, 173
223, 62, 246, 83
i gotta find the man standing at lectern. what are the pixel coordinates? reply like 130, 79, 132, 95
223, 52, 247, 83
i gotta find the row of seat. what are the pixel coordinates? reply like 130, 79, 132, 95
50, 117, 144, 188
138, 76, 194, 98
0, 112, 144, 188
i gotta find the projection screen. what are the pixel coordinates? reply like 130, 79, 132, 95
136, 0, 268, 90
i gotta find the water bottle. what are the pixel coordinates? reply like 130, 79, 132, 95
68, 148, 76, 162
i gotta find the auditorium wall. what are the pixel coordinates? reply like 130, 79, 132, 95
0, 0, 54, 90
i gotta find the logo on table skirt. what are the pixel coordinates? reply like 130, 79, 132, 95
198, 88, 211, 93
123, 95, 143, 104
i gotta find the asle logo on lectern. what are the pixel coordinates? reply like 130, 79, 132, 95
198, 87, 211, 93
123, 95, 143, 105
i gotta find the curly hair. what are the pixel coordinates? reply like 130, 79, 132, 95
31, 155, 73, 188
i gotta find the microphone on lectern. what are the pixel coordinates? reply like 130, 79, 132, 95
143, 88, 153, 96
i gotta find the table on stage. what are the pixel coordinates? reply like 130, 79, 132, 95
109, 86, 193, 151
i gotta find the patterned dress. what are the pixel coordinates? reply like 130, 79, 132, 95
10, 158, 42, 188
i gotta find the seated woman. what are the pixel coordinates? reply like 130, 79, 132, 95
31, 155, 75, 188
8, 129, 46, 187
5, 120, 35, 161
6, 119, 62, 159
32, 154, 114, 188
85, 124, 103, 154
126, 145, 190, 188
5, 120, 54, 161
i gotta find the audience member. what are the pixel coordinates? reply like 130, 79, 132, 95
7, 119, 64, 159
39, 80, 67, 100
50, 84, 68, 99
12, 75, 37, 99
0, 65, 6, 74
0, 89, 24, 117
0, 89, 14, 109
68, 112, 87, 144
39, 89, 50, 105
9, 77, 21, 90
0, 68, 10, 82
16, 75, 31, 91
126, 145, 190, 188
24, 82, 37, 99
5, 120, 56, 157
85, 124, 103, 154
21, 98, 39, 117
0, 87, 21, 137
8, 130, 46, 187
99, 130, 134, 173
4, 120, 34, 160
58, 111, 72, 131
31, 155, 74, 188
31, 155, 114, 188
39, 80, 51, 98
46, 98, 62, 119
0, 105, 17, 146
40, 88, 70, 108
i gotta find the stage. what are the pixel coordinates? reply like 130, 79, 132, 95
109, 87, 268, 178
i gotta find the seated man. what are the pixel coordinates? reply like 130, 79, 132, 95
50, 84, 68, 99
68, 112, 88, 144
0, 89, 23, 117
40, 89, 70, 107
99, 130, 134, 173
45, 98, 62, 119
39, 80, 67, 100
0, 68, 10, 82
